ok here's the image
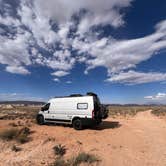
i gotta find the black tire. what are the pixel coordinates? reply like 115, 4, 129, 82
72, 119, 82, 130
36, 115, 44, 125
96, 119, 102, 125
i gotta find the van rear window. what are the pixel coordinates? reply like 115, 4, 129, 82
77, 103, 88, 109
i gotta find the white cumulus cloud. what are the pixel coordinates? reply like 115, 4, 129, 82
0, 0, 166, 85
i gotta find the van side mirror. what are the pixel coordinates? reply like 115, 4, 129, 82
41, 107, 44, 112
41, 103, 50, 112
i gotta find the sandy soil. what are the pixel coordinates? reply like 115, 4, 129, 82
0, 110, 166, 166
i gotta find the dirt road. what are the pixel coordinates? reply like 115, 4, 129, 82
0, 110, 166, 166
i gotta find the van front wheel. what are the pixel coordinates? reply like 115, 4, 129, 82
72, 119, 82, 130
36, 115, 44, 125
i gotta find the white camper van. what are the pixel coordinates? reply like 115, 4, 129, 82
36, 93, 107, 130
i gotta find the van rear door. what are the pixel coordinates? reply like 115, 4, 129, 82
93, 96, 102, 119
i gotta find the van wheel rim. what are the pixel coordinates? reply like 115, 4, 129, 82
75, 121, 81, 128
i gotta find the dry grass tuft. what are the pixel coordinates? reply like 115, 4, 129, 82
51, 152, 100, 166
0, 127, 32, 144
69, 152, 100, 166
0, 128, 18, 141
52, 157, 66, 166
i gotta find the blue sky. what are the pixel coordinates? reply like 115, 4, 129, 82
0, 0, 166, 104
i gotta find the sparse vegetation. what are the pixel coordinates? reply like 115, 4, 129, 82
16, 132, 31, 144
0, 127, 32, 144
52, 157, 67, 166
16, 127, 32, 144
0, 106, 40, 120
151, 107, 166, 117
1, 105, 166, 122
0, 128, 18, 141
70, 152, 100, 166
9, 122, 18, 127
51, 152, 100, 166
9, 120, 32, 127
53, 144, 67, 156
108, 106, 152, 117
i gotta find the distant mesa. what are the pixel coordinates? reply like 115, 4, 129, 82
0, 101, 45, 107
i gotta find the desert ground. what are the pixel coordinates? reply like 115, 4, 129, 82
0, 106, 166, 166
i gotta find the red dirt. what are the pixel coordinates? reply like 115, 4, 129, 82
0, 110, 166, 166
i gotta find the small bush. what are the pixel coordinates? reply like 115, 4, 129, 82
0, 128, 18, 141
151, 109, 166, 116
16, 133, 31, 144
53, 144, 66, 156
73, 152, 99, 165
0, 127, 32, 144
16, 127, 32, 144
50, 152, 100, 166
9, 122, 18, 127
18, 127, 31, 135
11, 145, 22, 152
52, 157, 67, 166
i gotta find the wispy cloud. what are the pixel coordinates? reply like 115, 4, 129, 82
0, 93, 44, 101
66, 81, 72, 84
144, 93, 166, 100
106, 71, 166, 85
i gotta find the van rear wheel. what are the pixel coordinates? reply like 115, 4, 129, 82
72, 119, 82, 130
37, 115, 44, 125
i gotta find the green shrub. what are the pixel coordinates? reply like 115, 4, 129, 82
53, 144, 66, 156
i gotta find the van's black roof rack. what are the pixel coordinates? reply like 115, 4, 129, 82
86, 92, 97, 97
53, 92, 97, 98
69, 94, 83, 97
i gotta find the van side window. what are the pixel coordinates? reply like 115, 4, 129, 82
77, 103, 88, 109
41, 103, 50, 111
